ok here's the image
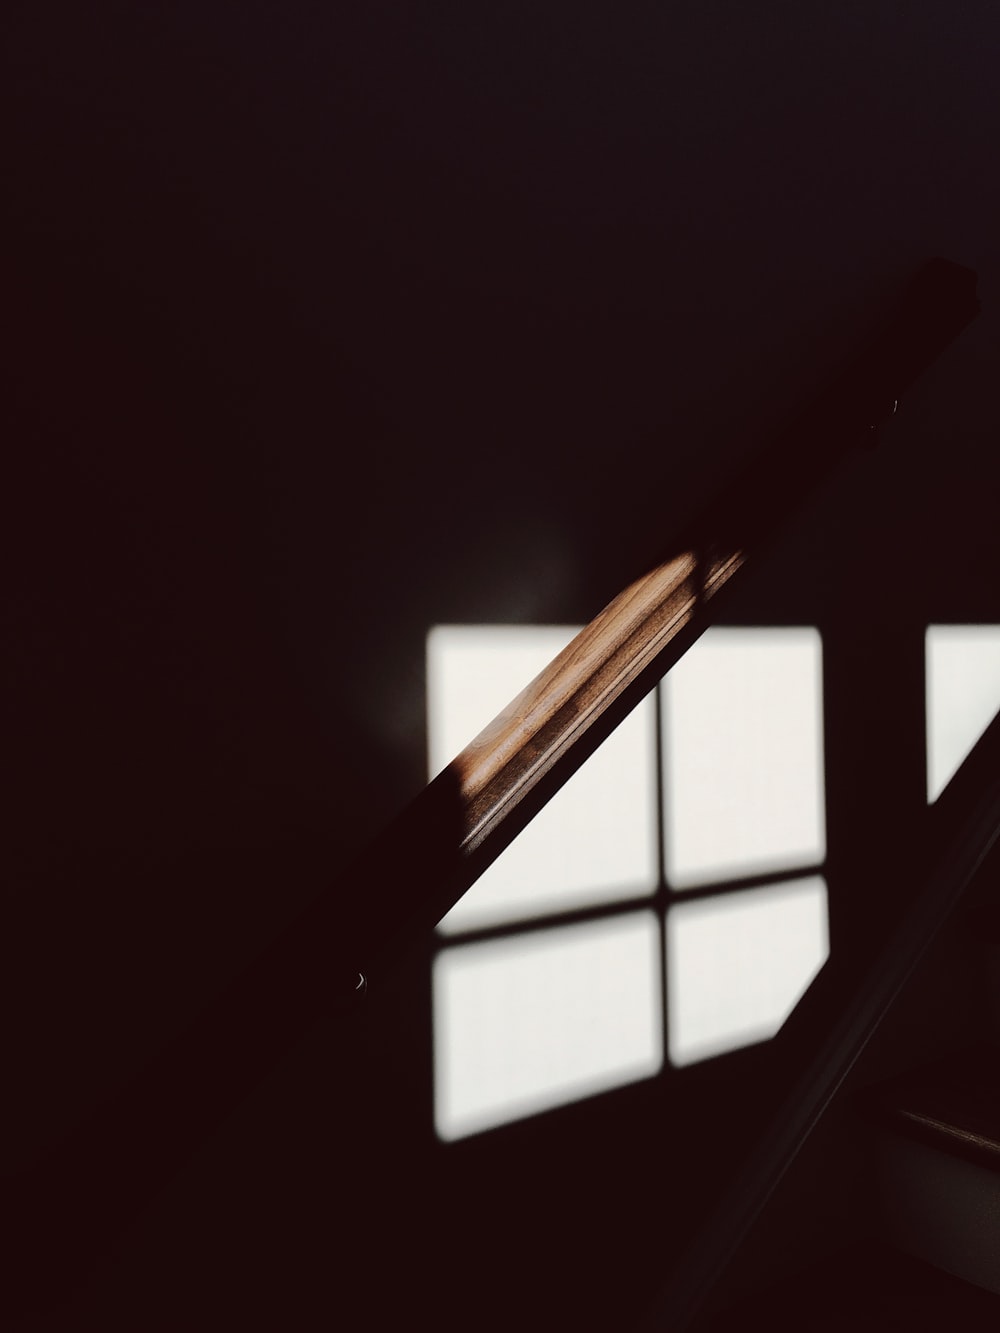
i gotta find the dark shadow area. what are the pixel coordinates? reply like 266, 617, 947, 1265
696, 1239, 1000, 1332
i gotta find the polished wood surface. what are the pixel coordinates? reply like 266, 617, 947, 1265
454, 547, 745, 855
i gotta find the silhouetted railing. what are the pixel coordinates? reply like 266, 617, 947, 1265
636, 777, 1000, 1332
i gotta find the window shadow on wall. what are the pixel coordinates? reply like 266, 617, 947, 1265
426, 623, 830, 1142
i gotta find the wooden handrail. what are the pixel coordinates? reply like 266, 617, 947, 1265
455, 548, 746, 856
395, 255, 980, 944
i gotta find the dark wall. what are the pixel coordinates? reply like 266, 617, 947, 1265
5, 2, 1000, 1327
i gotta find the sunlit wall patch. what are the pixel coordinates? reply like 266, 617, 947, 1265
427, 625, 659, 934
432, 911, 663, 1142
661, 627, 825, 890
665, 876, 829, 1067
426, 621, 829, 1139
926, 625, 1000, 803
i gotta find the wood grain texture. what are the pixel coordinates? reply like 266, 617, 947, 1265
442, 257, 981, 881
453, 547, 745, 856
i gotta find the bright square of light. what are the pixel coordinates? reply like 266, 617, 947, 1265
661, 627, 825, 889
433, 911, 663, 1141
926, 625, 1000, 803
666, 876, 829, 1067
427, 625, 659, 933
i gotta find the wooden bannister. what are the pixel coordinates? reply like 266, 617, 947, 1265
375, 255, 980, 952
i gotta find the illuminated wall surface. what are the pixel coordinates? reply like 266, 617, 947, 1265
427, 624, 1000, 1141
427, 625, 829, 1141
925, 626, 1000, 804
